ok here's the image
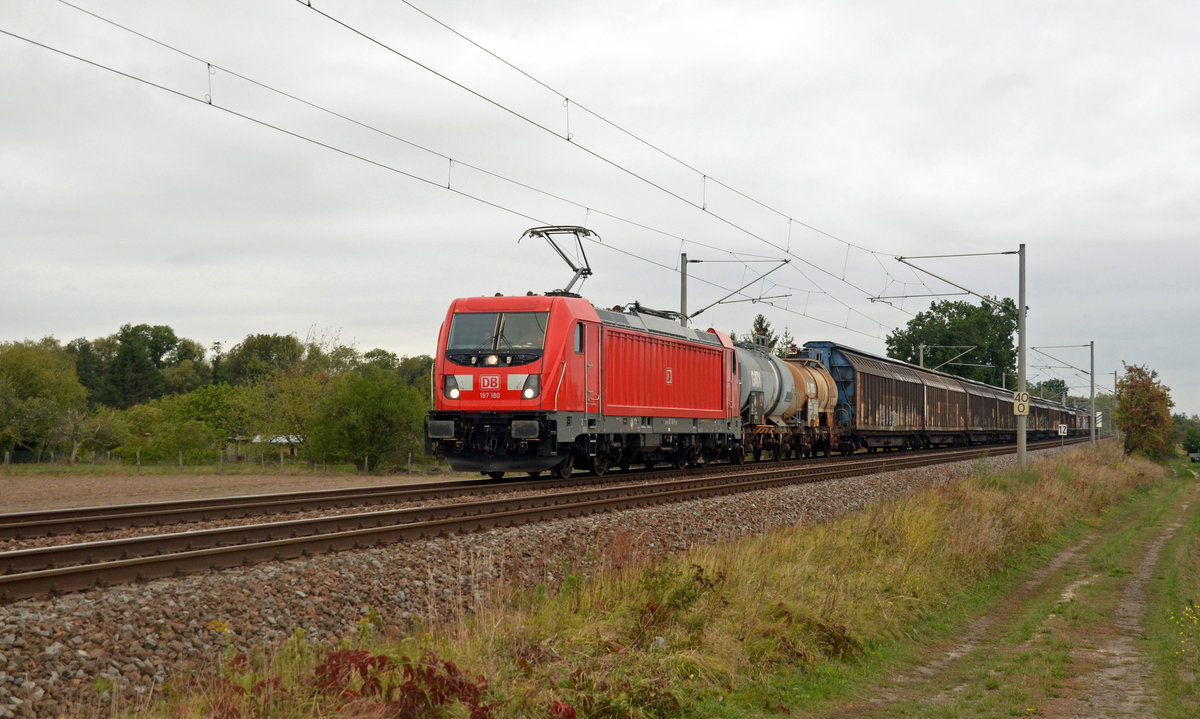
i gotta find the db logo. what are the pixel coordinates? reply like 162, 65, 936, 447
479, 375, 501, 390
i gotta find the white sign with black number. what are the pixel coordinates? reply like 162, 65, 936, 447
1058, 424, 1068, 436
1013, 391, 1030, 416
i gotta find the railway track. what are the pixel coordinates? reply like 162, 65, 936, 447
0, 437, 1093, 602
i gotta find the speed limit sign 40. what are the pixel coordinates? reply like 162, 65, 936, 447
1013, 391, 1030, 416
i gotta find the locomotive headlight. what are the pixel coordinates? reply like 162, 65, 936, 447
486, 354, 499, 366
521, 374, 541, 399
443, 375, 461, 399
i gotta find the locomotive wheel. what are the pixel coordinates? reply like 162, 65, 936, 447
753, 446, 763, 462
672, 452, 687, 469
730, 447, 744, 465
643, 458, 657, 471
590, 455, 611, 476
554, 455, 574, 479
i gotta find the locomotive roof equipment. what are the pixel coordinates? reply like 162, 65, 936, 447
518, 226, 597, 296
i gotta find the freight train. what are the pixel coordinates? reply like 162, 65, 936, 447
424, 292, 1090, 479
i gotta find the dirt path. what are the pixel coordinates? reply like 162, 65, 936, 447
811, 479, 1197, 718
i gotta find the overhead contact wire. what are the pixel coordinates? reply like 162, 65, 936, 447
1, 25, 869, 334
294, 0, 903, 328
49, 0, 888, 332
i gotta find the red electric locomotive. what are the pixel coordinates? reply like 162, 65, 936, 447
424, 292, 742, 478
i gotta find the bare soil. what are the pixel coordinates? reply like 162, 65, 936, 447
0, 470, 470, 513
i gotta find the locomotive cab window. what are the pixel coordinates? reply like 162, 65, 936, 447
445, 311, 549, 366
574, 323, 584, 353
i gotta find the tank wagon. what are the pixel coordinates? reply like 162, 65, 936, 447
732, 340, 838, 460
802, 340, 1089, 454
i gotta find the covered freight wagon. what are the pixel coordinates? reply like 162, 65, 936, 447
803, 341, 926, 452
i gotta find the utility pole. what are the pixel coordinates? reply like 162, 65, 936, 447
1017, 243, 1027, 469
1090, 340, 1096, 444
680, 253, 688, 327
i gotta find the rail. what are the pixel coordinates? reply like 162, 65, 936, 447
0, 437, 1093, 603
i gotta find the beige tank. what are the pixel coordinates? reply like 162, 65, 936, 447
783, 358, 837, 428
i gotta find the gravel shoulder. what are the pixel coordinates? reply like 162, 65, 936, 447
0, 449, 1063, 718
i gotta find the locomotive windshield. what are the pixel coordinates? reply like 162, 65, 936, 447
446, 311, 549, 362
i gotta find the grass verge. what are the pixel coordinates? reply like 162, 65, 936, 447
1144, 458, 1200, 718
134, 443, 1165, 718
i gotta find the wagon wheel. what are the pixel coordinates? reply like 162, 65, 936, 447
526, 471, 543, 478
643, 458, 657, 471
487, 471, 505, 479
554, 454, 575, 479
590, 454, 612, 477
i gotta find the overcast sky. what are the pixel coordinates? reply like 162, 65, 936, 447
3, 0, 1198, 413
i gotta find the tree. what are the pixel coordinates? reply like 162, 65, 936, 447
1034, 379, 1069, 401
67, 327, 209, 407
224, 333, 306, 385
885, 299, 1018, 383
775, 327, 796, 358
307, 365, 427, 470
0, 339, 88, 455
80, 407, 129, 461
1113, 363, 1175, 459
167, 383, 250, 447
396, 355, 434, 401
362, 348, 400, 370
54, 407, 89, 464
65, 337, 109, 403
1174, 413, 1200, 454
210, 341, 228, 385
98, 324, 168, 408
162, 359, 209, 395
732, 314, 777, 350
